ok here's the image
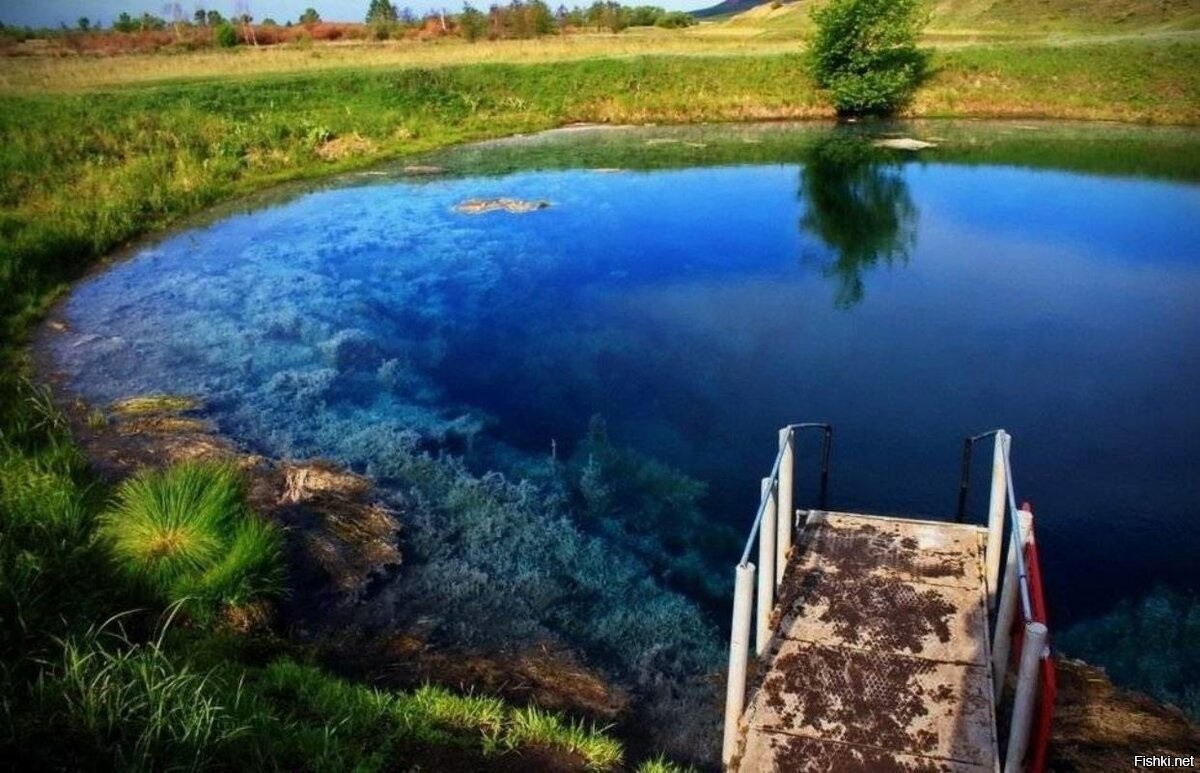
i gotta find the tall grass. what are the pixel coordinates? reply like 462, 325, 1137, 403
33, 619, 249, 772
263, 659, 626, 769
98, 462, 284, 621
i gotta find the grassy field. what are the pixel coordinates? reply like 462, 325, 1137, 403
1, 4, 1198, 767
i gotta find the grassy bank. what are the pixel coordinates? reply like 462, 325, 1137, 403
2, 45, 1196, 341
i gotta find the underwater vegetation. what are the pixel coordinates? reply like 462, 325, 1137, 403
1059, 587, 1200, 720
567, 415, 739, 607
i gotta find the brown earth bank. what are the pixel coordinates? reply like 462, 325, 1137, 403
32, 327, 1198, 771
1050, 657, 1200, 771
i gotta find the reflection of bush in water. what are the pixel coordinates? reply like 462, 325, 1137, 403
799, 135, 917, 308
1058, 587, 1200, 719
567, 416, 737, 607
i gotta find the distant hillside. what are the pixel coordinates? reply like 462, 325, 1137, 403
695, 0, 1200, 30
692, 0, 771, 20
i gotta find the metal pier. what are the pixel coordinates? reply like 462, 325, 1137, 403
722, 427, 1053, 773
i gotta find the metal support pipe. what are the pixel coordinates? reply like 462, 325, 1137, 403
956, 437, 973, 523
776, 428, 794, 587
985, 431, 1008, 610
992, 508, 1034, 702
756, 478, 777, 656
1004, 621, 1048, 773
723, 562, 756, 768
818, 425, 832, 509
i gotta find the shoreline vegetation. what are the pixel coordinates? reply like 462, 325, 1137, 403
3, 2, 1199, 769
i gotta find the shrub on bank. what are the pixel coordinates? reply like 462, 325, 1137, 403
809, 0, 928, 115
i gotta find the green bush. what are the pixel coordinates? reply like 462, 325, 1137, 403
215, 22, 238, 48
97, 462, 283, 621
655, 11, 694, 29
809, 0, 928, 115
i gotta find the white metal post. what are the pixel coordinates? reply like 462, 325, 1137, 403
757, 478, 777, 656
723, 562, 756, 768
776, 427, 794, 587
985, 431, 1008, 609
1004, 621, 1048, 773
992, 509, 1034, 702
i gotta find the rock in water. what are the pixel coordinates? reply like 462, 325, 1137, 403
453, 198, 550, 215
873, 137, 938, 151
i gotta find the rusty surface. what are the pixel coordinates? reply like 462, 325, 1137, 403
739, 731, 989, 772
736, 512, 996, 772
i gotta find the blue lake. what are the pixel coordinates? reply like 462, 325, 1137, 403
47, 124, 1200, 731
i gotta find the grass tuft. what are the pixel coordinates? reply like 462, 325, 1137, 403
98, 462, 283, 620
637, 755, 697, 773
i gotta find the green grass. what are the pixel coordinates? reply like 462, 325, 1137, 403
637, 755, 697, 773
98, 462, 284, 622
35, 624, 250, 772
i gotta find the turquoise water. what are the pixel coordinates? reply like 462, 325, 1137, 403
48, 126, 1200, 742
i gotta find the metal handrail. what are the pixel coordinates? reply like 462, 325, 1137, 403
737, 423, 833, 567
724, 421, 832, 767
1000, 433, 1034, 622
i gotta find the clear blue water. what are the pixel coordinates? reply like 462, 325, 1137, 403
48, 127, 1200, 728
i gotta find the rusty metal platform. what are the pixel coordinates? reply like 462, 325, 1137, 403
735, 511, 998, 772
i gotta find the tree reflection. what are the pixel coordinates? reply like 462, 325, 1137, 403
799, 135, 918, 308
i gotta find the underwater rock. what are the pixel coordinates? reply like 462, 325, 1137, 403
453, 197, 551, 215
111, 393, 202, 416
401, 164, 445, 175
116, 416, 210, 435
277, 460, 403, 607
874, 137, 938, 151
319, 328, 381, 371
281, 460, 372, 503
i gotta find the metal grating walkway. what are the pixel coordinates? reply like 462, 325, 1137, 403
734, 511, 999, 772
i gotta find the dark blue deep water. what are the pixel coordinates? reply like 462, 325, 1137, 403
47, 125, 1200, 726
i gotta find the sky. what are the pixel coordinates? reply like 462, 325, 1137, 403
0, 0, 714, 27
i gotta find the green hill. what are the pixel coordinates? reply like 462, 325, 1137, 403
698, 0, 1200, 35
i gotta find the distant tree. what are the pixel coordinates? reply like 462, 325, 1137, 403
194, 8, 207, 25
809, 0, 928, 115
113, 12, 136, 32
261, 17, 277, 25
138, 12, 167, 30
366, 0, 399, 23
626, 5, 661, 26
527, 0, 554, 35
459, 3, 486, 40
655, 10, 692, 28
299, 7, 321, 24
585, 1, 603, 29
216, 20, 238, 46
77, 16, 91, 31
206, 9, 224, 25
